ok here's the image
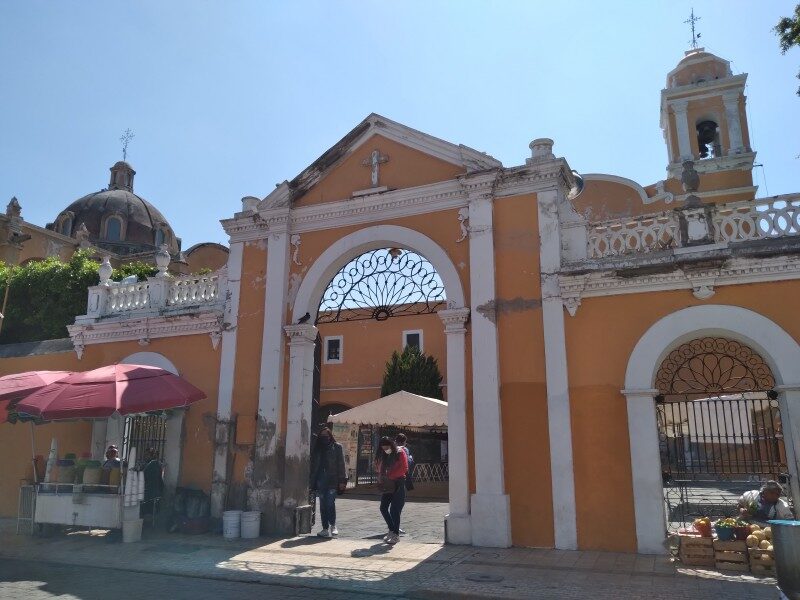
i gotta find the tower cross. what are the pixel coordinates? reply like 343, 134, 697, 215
120, 128, 135, 161
684, 9, 701, 49
361, 149, 389, 187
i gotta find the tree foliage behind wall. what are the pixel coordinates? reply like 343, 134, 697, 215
775, 4, 800, 96
380, 345, 444, 400
0, 251, 158, 344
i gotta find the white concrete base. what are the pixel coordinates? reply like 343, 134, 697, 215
470, 493, 511, 548
444, 513, 472, 545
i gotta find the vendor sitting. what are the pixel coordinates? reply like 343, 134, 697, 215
738, 480, 794, 524
102, 445, 121, 470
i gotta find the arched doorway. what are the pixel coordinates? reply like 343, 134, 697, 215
654, 337, 790, 531
284, 225, 472, 544
624, 305, 800, 553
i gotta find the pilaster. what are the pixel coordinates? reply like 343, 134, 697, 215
463, 173, 512, 548
439, 307, 471, 544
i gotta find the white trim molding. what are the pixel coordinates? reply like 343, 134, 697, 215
624, 305, 800, 553
323, 335, 344, 364
402, 329, 424, 353
560, 254, 800, 306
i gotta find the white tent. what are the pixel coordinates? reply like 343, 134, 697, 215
328, 391, 447, 427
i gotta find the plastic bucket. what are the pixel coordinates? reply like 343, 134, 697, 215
82, 467, 102, 484
122, 519, 143, 543
240, 511, 261, 539
769, 519, 800, 598
222, 510, 242, 539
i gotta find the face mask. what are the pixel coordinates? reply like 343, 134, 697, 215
383, 448, 392, 454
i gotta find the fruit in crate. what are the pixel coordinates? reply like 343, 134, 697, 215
746, 534, 760, 548
749, 524, 761, 533
763, 526, 771, 540
759, 539, 771, 550
752, 530, 766, 542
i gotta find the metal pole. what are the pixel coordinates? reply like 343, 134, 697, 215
0, 273, 11, 336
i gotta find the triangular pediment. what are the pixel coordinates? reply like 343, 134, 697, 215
260, 114, 501, 209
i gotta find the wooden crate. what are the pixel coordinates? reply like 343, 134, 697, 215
679, 536, 715, 567
713, 539, 748, 552
749, 548, 775, 576
715, 550, 749, 572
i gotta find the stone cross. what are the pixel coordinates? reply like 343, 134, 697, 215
361, 149, 389, 187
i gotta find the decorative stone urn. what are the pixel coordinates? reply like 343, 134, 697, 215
98, 256, 113, 286
155, 244, 171, 277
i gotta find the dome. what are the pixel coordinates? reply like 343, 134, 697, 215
666, 48, 733, 88
49, 161, 180, 256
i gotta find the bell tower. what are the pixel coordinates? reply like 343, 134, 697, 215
660, 48, 755, 184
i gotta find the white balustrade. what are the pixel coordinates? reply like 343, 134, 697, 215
713, 195, 800, 242
88, 272, 224, 318
108, 282, 150, 314
167, 274, 220, 307
587, 212, 680, 258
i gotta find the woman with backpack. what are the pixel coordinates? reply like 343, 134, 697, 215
375, 436, 408, 544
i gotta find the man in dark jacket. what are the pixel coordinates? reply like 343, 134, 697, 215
309, 426, 348, 538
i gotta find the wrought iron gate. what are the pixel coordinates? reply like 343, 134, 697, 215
654, 337, 791, 531
123, 414, 168, 469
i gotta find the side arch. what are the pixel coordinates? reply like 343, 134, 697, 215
624, 304, 800, 553
120, 351, 179, 375
292, 224, 467, 322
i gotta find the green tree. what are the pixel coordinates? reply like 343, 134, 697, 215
380, 345, 444, 400
775, 4, 800, 96
0, 251, 165, 344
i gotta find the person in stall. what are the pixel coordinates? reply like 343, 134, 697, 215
141, 448, 164, 521
738, 480, 794, 524
102, 445, 120, 470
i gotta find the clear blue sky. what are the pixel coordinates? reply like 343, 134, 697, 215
1, 1, 797, 248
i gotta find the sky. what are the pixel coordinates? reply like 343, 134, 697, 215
1, 1, 798, 249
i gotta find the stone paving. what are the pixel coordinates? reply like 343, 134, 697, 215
0, 518, 781, 599
321, 495, 446, 543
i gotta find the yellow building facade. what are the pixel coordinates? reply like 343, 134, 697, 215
1, 47, 798, 553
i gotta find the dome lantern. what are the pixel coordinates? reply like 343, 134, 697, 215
109, 161, 135, 192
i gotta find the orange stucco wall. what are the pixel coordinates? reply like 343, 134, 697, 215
567, 280, 800, 552
185, 244, 229, 273
494, 193, 554, 548
0, 335, 222, 517
293, 134, 465, 207
318, 312, 446, 409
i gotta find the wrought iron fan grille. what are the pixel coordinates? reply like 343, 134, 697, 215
316, 248, 446, 323
655, 337, 775, 399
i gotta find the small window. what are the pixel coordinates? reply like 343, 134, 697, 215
324, 336, 343, 364
105, 216, 123, 241
403, 330, 423, 352
154, 228, 165, 247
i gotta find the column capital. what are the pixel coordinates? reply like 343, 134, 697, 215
439, 307, 470, 332
284, 323, 318, 346
722, 90, 741, 105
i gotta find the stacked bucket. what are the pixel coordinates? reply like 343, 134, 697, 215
222, 510, 261, 539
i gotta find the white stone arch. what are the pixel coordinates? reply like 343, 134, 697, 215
119, 351, 184, 493
624, 305, 800, 553
120, 351, 179, 374
292, 224, 466, 322
284, 224, 473, 544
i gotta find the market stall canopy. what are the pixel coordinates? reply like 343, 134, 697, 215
0, 371, 73, 424
16, 364, 206, 421
328, 391, 447, 427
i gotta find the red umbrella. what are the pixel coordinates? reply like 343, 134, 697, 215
16, 364, 206, 421
0, 371, 73, 423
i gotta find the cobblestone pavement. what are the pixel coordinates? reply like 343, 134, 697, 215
0, 519, 780, 599
0, 560, 405, 600
319, 495, 445, 543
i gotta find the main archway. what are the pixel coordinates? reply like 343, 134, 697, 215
624, 305, 800, 553
284, 225, 472, 544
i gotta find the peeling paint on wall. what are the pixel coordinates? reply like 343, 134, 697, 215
477, 297, 542, 324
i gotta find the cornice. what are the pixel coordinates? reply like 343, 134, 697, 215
667, 153, 755, 178
560, 254, 800, 301
68, 311, 224, 357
